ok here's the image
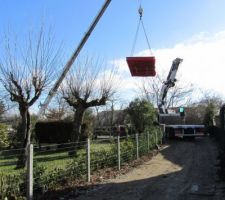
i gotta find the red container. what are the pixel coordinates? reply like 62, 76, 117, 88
126, 56, 156, 77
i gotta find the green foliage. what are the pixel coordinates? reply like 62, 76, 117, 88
0, 173, 25, 200
139, 134, 149, 156
66, 152, 86, 179
126, 98, 157, 133
119, 138, 135, 162
0, 131, 162, 199
0, 123, 9, 149
0, 101, 5, 120
203, 102, 217, 127
9, 122, 25, 148
33, 162, 47, 194
41, 167, 66, 191
91, 148, 117, 171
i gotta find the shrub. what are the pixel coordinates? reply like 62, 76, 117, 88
0, 173, 25, 200
115, 137, 135, 163
126, 98, 157, 133
91, 147, 117, 171
66, 151, 87, 179
35, 121, 73, 144
0, 123, 9, 149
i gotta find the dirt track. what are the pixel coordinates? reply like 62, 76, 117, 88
76, 137, 224, 200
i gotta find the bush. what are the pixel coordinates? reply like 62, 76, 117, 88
0, 173, 25, 200
126, 98, 157, 133
91, 147, 117, 171
0, 123, 9, 149
0, 132, 161, 199
117, 138, 136, 163
139, 134, 149, 156
66, 151, 87, 180
35, 121, 73, 144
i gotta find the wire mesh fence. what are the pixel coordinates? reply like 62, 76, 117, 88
0, 128, 162, 199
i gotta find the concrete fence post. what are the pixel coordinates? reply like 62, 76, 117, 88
27, 144, 33, 200
86, 138, 90, 182
155, 130, 158, 145
117, 136, 121, 170
136, 133, 139, 159
160, 124, 166, 144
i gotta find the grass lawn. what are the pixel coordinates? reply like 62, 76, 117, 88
0, 142, 114, 176
0, 136, 157, 177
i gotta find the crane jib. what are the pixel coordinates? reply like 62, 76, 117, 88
37, 0, 112, 118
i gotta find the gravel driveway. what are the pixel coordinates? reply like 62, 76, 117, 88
76, 137, 224, 200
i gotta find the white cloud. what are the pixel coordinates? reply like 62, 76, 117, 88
112, 30, 225, 101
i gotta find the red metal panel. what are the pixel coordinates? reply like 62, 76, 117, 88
126, 56, 156, 77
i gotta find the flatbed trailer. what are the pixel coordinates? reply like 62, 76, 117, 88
165, 124, 205, 138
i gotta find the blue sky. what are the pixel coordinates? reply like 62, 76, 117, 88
1, 0, 225, 57
1, 0, 225, 106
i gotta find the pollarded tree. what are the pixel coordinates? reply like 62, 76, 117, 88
62, 57, 118, 142
0, 27, 61, 166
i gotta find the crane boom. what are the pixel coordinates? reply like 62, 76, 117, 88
158, 58, 183, 114
37, 0, 112, 118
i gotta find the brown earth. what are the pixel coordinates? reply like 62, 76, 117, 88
74, 137, 225, 200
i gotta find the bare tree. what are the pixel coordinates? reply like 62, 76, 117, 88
198, 91, 224, 108
192, 91, 225, 126
95, 95, 127, 128
62, 56, 118, 142
139, 73, 193, 109
45, 95, 68, 120
0, 27, 61, 166
140, 75, 161, 107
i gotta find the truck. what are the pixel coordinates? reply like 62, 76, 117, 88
158, 58, 205, 139
165, 124, 205, 139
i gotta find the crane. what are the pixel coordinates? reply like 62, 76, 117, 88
158, 58, 183, 115
37, 0, 112, 118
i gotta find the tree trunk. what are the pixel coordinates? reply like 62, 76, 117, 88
72, 105, 85, 142
68, 106, 85, 156
17, 109, 31, 168
23, 111, 31, 148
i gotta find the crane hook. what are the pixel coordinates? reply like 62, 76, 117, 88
138, 6, 143, 19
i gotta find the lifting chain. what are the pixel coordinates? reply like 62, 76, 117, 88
131, 3, 152, 56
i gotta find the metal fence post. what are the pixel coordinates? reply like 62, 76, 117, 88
147, 132, 150, 151
136, 133, 139, 159
27, 144, 33, 200
117, 136, 121, 170
86, 138, 90, 182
